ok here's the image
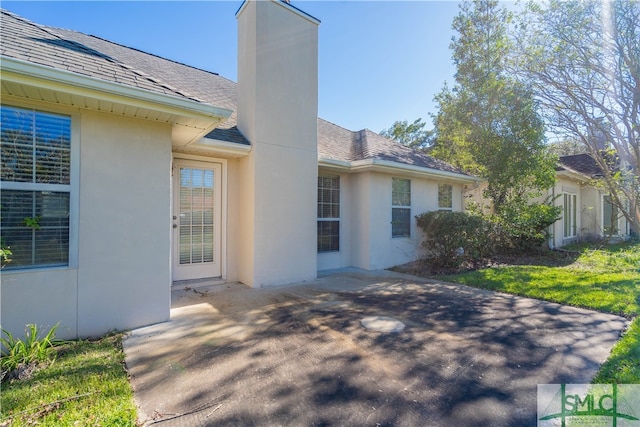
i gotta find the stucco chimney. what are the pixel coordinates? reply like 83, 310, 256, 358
236, 0, 320, 287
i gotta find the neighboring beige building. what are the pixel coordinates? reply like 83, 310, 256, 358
0, 1, 477, 340
551, 153, 632, 249
463, 153, 633, 249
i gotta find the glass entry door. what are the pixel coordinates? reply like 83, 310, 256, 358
172, 160, 222, 281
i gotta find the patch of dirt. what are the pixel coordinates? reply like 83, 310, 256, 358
1, 361, 39, 383
391, 249, 581, 277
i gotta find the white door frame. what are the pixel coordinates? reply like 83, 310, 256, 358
171, 157, 226, 282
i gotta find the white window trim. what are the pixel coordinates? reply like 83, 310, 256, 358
392, 177, 411, 238
317, 174, 340, 253
563, 192, 577, 239
172, 153, 228, 280
438, 183, 453, 211
0, 106, 79, 271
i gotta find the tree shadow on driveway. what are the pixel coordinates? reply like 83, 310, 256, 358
124, 271, 628, 427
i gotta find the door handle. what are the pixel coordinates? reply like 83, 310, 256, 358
173, 224, 178, 229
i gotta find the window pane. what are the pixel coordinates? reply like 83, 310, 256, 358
317, 175, 340, 252
0, 190, 69, 268
572, 195, 576, 236
317, 175, 340, 219
178, 167, 216, 265
0, 142, 32, 182
438, 184, 452, 209
392, 178, 411, 206
563, 193, 577, 238
1, 106, 71, 185
35, 227, 69, 265
317, 220, 339, 252
35, 146, 70, 184
392, 208, 411, 237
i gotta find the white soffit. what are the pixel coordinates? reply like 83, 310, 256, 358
0, 57, 233, 145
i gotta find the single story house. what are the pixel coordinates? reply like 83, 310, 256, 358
0, 1, 478, 340
550, 153, 633, 248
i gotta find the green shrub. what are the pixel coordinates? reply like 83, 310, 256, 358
416, 211, 499, 267
1, 324, 60, 374
494, 202, 561, 253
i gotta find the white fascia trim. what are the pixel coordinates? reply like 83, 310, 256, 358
0, 57, 233, 121
356, 159, 480, 183
193, 137, 252, 156
318, 158, 352, 170
318, 157, 480, 183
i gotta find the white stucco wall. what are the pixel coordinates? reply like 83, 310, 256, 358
366, 173, 465, 270
1, 269, 79, 340
349, 173, 373, 270
1, 107, 172, 340
319, 171, 466, 271
237, 0, 319, 287
224, 157, 241, 282
76, 112, 171, 337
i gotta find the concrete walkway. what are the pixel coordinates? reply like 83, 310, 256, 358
123, 269, 628, 427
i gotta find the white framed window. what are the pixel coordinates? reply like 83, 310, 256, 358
602, 195, 619, 236
438, 184, 453, 210
317, 174, 340, 252
563, 192, 577, 239
392, 177, 411, 238
1, 105, 72, 269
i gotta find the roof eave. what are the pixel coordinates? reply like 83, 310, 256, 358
0, 57, 233, 145
318, 157, 480, 183
556, 168, 593, 183
181, 136, 252, 158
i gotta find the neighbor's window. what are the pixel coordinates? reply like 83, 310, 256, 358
317, 175, 340, 252
563, 192, 577, 239
603, 195, 619, 236
392, 177, 411, 237
438, 184, 453, 210
0, 105, 71, 269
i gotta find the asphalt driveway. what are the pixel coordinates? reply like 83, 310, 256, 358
123, 269, 628, 427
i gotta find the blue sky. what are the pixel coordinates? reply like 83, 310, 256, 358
3, 1, 472, 133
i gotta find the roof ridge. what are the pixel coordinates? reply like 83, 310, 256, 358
318, 117, 356, 134
1, 9, 71, 41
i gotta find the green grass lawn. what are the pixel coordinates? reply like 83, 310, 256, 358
438, 242, 640, 383
0, 333, 137, 426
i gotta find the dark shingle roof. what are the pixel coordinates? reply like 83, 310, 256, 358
1, 9, 247, 144
0, 10, 206, 101
557, 153, 604, 178
1, 8, 470, 175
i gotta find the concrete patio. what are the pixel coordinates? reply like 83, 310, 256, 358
123, 269, 628, 426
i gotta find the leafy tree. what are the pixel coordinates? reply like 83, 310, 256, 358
548, 137, 588, 157
380, 118, 431, 151
431, 0, 557, 214
515, 0, 639, 233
